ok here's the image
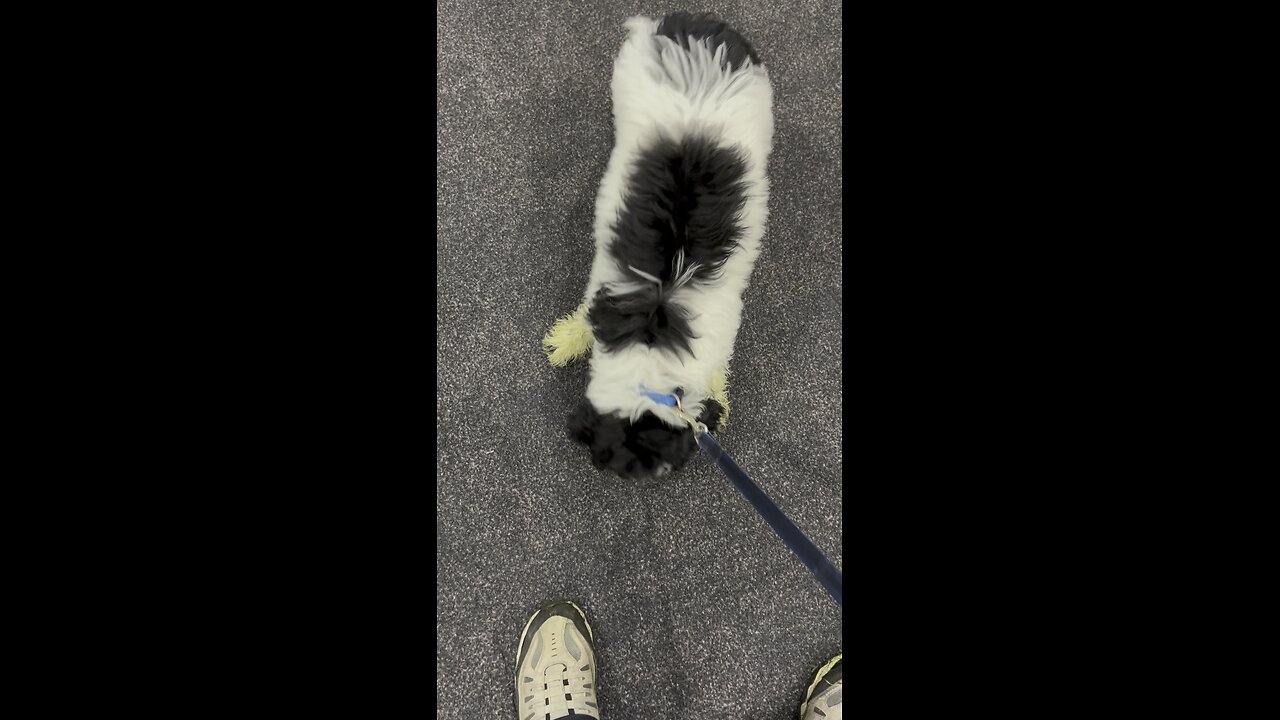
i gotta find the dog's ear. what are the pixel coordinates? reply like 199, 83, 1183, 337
567, 402, 598, 444
698, 398, 726, 433
637, 424, 696, 472
568, 405, 645, 476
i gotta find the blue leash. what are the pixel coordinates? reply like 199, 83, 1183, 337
642, 385, 843, 606
696, 431, 844, 607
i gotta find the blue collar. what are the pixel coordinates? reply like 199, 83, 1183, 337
639, 386, 683, 407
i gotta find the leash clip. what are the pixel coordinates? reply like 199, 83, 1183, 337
640, 385, 706, 438
671, 392, 708, 439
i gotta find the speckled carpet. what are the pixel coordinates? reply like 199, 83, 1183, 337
437, 2, 842, 717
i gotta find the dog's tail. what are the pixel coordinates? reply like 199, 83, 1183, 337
622, 16, 656, 38
615, 14, 772, 152
624, 14, 760, 70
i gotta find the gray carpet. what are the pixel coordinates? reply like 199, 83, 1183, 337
437, 2, 842, 717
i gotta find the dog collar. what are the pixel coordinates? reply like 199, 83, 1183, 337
638, 385, 683, 407
639, 386, 706, 437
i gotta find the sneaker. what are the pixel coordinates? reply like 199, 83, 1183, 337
799, 653, 842, 720
514, 600, 601, 720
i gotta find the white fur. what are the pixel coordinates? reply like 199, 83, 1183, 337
582, 16, 774, 428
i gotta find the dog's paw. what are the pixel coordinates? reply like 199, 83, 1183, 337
542, 304, 593, 367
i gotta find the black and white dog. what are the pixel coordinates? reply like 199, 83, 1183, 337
553, 13, 773, 479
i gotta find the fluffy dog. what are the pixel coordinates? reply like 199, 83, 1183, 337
543, 12, 773, 479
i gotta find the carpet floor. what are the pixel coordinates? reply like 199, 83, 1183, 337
437, 2, 842, 717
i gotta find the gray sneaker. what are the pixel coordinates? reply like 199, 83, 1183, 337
514, 600, 601, 720
799, 654, 843, 720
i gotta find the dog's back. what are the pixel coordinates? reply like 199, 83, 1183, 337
580, 13, 773, 440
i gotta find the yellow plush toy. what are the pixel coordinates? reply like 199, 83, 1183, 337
542, 305, 730, 430
541, 304, 593, 367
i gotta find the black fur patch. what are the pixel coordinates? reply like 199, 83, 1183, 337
614, 135, 749, 283
568, 401, 727, 479
588, 283, 696, 356
657, 12, 761, 70
587, 135, 749, 355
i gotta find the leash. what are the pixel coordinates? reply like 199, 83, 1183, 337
695, 431, 843, 606
650, 387, 844, 607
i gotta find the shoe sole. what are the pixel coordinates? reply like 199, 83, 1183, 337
798, 652, 842, 719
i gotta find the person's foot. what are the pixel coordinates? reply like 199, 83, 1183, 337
799, 653, 842, 719
514, 600, 601, 720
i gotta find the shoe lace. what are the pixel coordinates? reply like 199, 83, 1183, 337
520, 663, 597, 716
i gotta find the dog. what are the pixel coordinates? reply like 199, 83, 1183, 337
543, 12, 773, 479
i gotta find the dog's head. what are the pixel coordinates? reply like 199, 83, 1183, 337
568, 400, 724, 479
